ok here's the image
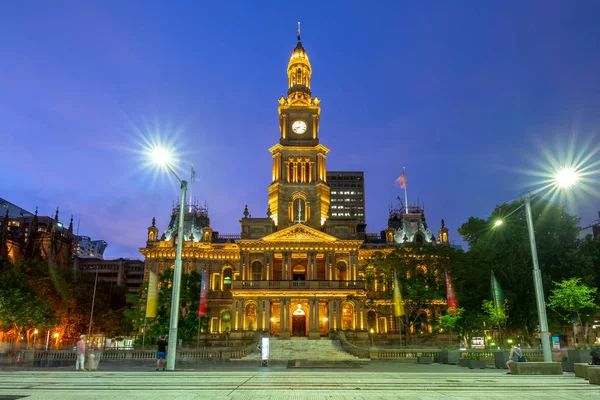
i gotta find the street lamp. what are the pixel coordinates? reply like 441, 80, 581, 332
151, 147, 188, 371
495, 166, 580, 362
370, 328, 374, 348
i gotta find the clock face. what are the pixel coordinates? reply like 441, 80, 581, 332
291, 120, 307, 134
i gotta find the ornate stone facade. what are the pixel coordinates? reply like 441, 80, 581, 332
139, 32, 450, 340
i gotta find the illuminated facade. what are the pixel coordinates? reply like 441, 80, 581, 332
0, 206, 74, 268
140, 32, 451, 339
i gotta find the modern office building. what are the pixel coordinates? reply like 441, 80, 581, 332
327, 171, 366, 225
74, 236, 108, 259
73, 257, 145, 293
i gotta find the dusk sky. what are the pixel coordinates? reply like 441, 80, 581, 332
1, 1, 599, 259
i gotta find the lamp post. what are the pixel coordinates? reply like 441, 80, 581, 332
494, 166, 579, 363
151, 148, 187, 371
370, 328, 374, 348
523, 194, 552, 362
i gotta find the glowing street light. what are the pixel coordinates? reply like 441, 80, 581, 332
150, 147, 187, 371
553, 167, 579, 189
496, 165, 581, 362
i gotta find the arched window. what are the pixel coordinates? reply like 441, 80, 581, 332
342, 303, 354, 330
336, 261, 347, 281
221, 310, 231, 333
245, 303, 257, 331
415, 234, 424, 245
251, 261, 262, 281
222, 267, 233, 291
292, 265, 306, 281
367, 310, 377, 332
292, 198, 306, 222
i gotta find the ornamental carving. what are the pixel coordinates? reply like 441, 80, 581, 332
261, 224, 338, 242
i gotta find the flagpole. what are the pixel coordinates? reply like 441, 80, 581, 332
398, 316, 402, 348
403, 166, 408, 214
189, 165, 194, 212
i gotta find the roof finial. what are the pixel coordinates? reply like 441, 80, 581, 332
297, 21, 301, 41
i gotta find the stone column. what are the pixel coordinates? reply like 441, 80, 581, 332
257, 299, 263, 331
328, 299, 334, 331
351, 251, 358, 281
265, 299, 270, 333
281, 252, 286, 280
336, 299, 342, 330
238, 300, 244, 331
314, 299, 320, 336
231, 300, 238, 331
287, 252, 293, 280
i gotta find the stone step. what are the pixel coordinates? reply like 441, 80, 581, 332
241, 338, 367, 361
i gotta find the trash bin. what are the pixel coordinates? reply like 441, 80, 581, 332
85, 350, 102, 371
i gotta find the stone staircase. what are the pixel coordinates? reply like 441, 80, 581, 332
240, 337, 367, 362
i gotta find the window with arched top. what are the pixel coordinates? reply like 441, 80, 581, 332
336, 262, 347, 281
251, 261, 262, 281
415, 234, 424, 245
222, 267, 233, 291
292, 198, 306, 222
221, 311, 231, 333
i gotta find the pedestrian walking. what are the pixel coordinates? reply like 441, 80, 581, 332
76, 335, 86, 371
156, 335, 168, 371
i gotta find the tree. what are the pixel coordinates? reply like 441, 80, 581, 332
482, 299, 508, 347
547, 277, 597, 344
362, 245, 462, 343
456, 199, 586, 340
435, 307, 463, 346
135, 269, 203, 346
0, 261, 56, 348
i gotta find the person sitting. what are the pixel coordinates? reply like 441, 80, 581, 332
505, 343, 523, 374
590, 347, 600, 365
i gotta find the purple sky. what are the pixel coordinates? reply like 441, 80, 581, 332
1, 1, 599, 259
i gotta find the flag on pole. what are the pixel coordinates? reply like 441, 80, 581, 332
393, 272, 405, 317
491, 271, 504, 310
395, 171, 407, 189
445, 270, 459, 315
197, 270, 209, 317
145, 271, 158, 318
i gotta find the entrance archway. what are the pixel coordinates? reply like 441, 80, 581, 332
292, 304, 306, 336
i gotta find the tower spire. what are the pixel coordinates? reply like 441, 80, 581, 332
297, 21, 301, 41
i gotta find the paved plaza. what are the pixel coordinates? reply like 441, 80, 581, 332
0, 361, 598, 399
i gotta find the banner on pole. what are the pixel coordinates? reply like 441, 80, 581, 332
445, 270, 459, 314
198, 270, 209, 317
145, 270, 158, 318
393, 272, 405, 317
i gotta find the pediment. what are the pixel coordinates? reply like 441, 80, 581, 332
261, 224, 338, 242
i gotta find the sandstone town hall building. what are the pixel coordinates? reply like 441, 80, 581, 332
140, 31, 451, 342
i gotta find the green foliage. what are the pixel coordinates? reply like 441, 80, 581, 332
436, 307, 462, 332
0, 257, 135, 345
548, 278, 597, 333
362, 245, 462, 336
482, 299, 508, 327
0, 261, 56, 333
455, 198, 586, 338
135, 269, 205, 346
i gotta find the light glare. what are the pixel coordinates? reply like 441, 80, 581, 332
554, 167, 579, 189
494, 220, 503, 227
151, 147, 171, 165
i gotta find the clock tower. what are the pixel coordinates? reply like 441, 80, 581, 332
268, 27, 330, 229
